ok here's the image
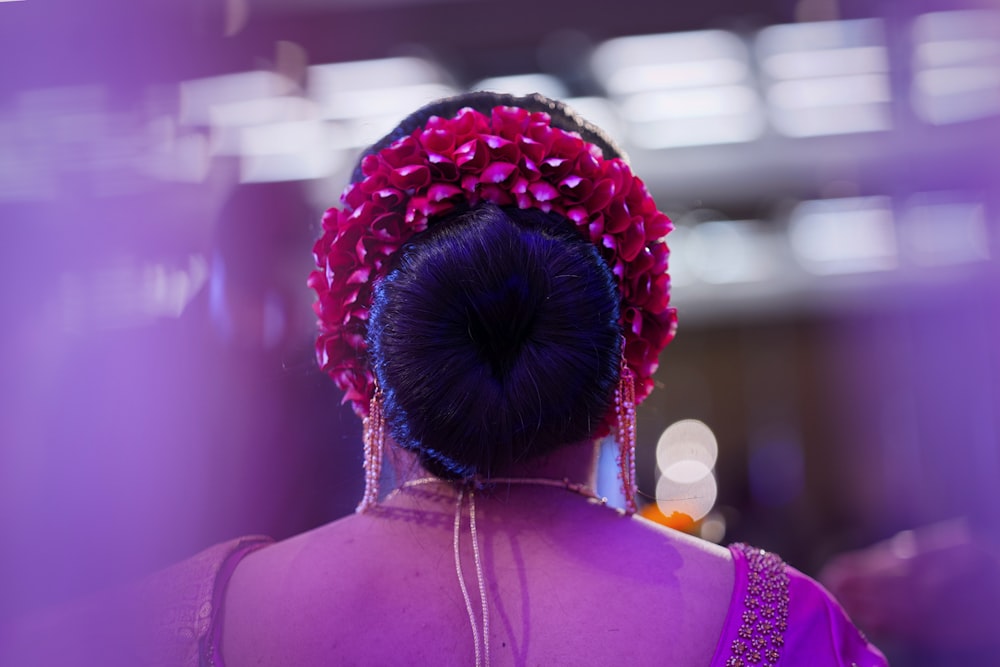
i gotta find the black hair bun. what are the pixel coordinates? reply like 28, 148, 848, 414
367, 203, 621, 479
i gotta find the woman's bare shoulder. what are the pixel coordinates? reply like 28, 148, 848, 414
221, 509, 738, 667
225, 513, 397, 596
220, 517, 374, 662
224, 507, 493, 665
604, 513, 735, 589
630, 515, 735, 610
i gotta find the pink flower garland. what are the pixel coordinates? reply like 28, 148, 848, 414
309, 105, 678, 424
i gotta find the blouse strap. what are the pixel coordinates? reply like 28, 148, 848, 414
200, 536, 274, 667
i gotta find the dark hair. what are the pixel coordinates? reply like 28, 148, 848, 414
366, 203, 621, 479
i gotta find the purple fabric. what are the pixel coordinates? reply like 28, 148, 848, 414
710, 544, 889, 666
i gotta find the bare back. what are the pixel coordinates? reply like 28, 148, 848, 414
221, 483, 734, 667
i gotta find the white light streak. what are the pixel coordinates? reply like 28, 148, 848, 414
605, 59, 748, 96
768, 74, 890, 109
593, 29, 762, 148
758, 19, 892, 137
623, 88, 764, 148
309, 57, 446, 94
471, 74, 568, 99
316, 83, 457, 122
789, 196, 897, 274
180, 71, 292, 126
238, 121, 343, 183
912, 11, 1000, 124
686, 220, 776, 284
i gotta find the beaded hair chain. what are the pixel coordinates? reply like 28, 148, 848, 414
358, 380, 385, 513
615, 353, 638, 515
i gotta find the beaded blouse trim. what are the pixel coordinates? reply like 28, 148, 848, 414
725, 543, 790, 667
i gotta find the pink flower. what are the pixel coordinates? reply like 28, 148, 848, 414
310, 105, 678, 420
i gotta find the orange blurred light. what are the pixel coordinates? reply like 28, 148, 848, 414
639, 502, 697, 533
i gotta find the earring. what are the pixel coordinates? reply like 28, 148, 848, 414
358, 380, 385, 513
615, 348, 637, 515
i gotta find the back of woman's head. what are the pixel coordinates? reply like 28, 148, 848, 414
367, 203, 621, 479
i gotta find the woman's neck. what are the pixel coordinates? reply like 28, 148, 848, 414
387, 440, 601, 490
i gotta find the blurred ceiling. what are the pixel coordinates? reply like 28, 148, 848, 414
1, 0, 997, 328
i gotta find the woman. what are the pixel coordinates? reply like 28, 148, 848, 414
3, 92, 885, 667
210, 92, 887, 666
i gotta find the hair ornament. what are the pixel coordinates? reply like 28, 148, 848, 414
309, 102, 678, 428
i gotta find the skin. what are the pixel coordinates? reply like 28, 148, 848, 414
221, 442, 735, 667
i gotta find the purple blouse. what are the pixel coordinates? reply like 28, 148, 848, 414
711, 544, 888, 667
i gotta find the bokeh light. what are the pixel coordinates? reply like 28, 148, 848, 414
655, 419, 719, 523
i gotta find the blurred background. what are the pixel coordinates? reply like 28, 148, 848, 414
1, 0, 998, 664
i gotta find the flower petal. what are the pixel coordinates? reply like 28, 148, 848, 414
389, 164, 431, 191
528, 181, 558, 202
481, 161, 518, 184
427, 183, 464, 202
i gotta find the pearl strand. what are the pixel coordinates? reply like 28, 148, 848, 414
400, 475, 612, 666
452, 486, 483, 667
357, 385, 385, 513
